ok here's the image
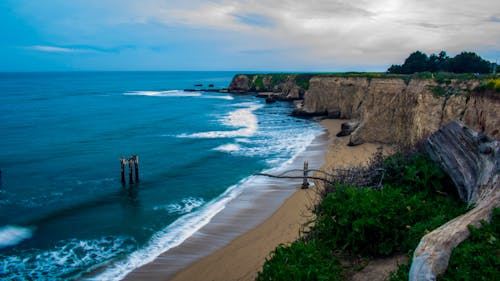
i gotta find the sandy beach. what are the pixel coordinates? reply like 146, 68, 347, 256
165, 119, 392, 281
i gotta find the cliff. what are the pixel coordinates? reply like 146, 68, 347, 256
297, 76, 499, 147
228, 74, 314, 100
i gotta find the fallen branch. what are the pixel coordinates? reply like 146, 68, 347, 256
409, 120, 500, 281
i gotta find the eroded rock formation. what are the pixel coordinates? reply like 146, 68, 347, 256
298, 77, 499, 146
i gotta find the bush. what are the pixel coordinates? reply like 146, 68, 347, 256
259, 152, 468, 280
257, 239, 343, 281
312, 184, 465, 257
440, 208, 500, 281
389, 208, 500, 281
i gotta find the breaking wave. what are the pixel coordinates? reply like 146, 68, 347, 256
0, 225, 34, 249
153, 197, 205, 215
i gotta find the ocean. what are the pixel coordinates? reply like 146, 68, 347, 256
0, 71, 323, 280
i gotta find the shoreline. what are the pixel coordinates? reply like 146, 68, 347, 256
124, 119, 392, 281
122, 118, 329, 281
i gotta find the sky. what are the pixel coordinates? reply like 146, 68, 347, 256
1, 0, 499, 71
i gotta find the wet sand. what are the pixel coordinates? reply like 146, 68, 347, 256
159, 119, 393, 281
123, 119, 393, 281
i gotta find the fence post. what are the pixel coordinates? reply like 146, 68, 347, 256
120, 157, 126, 186
302, 161, 309, 189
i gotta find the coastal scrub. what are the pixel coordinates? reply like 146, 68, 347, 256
257, 152, 468, 280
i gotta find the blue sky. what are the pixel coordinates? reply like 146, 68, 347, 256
1, 0, 499, 71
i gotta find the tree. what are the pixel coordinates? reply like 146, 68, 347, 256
449, 52, 491, 73
400, 51, 429, 74
387, 64, 403, 74
387, 50, 493, 74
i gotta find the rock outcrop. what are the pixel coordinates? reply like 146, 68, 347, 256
298, 76, 499, 146
228, 74, 250, 93
227, 74, 310, 100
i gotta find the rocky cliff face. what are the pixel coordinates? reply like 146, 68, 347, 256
228, 74, 309, 100
299, 77, 499, 146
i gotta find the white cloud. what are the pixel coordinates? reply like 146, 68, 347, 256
26, 45, 85, 53
134, 0, 500, 65
12, 0, 500, 69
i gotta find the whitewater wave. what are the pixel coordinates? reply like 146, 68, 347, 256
0, 236, 136, 280
154, 197, 205, 215
124, 90, 201, 97
90, 120, 323, 281
201, 95, 234, 100
90, 175, 256, 281
179, 103, 263, 139
0, 225, 34, 249
214, 143, 241, 152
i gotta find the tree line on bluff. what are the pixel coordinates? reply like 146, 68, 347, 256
387, 50, 496, 74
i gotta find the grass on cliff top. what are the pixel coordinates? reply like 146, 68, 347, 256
239, 72, 496, 81
243, 73, 316, 90
237, 72, 499, 94
257, 152, 469, 281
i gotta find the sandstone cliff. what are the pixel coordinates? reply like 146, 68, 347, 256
228, 74, 313, 100
298, 76, 499, 146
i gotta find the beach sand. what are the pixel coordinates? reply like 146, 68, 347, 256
166, 119, 393, 281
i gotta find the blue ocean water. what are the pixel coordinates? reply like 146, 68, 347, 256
0, 72, 322, 280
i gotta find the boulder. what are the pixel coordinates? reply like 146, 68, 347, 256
337, 121, 360, 137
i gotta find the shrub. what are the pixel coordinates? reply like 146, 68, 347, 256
389, 208, 500, 281
257, 239, 343, 281
440, 208, 500, 281
259, 152, 467, 280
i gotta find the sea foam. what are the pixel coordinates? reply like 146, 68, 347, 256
0, 225, 33, 249
201, 95, 234, 100
90, 176, 254, 281
154, 197, 205, 214
124, 90, 201, 97
214, 143, 241, 152
0, 236, 136, 280
179, 103, 263, 138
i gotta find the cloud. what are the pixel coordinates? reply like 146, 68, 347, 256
26, 45, 82, 53
7, 0, 500, 70
128, 0, 499, 65
233, 13, 274, 28
25, 45, 137, 54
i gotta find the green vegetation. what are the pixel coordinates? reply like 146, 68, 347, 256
257, 239, 344, 281
257, 153, 469, 281
475, 78, 500, 95
238, 71, 495, 94
389, 208, 500, 281
388, 50, 495, 74
243, 73, 316, 91
440, 208, 499, 281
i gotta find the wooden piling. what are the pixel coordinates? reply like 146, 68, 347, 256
133, 155, 139, 183
120, 157, 126, 186
302, 161, 309, 189
128, 157, 135, 185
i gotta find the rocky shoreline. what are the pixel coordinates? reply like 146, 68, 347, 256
224, 73, 500, 148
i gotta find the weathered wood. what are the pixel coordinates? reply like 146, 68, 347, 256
128, 157, 135, 185
302, 161, 309, 189
410, 120, 500, 281
133, 155, 140, 183
120, 157, 127, 186
425, 120, 500, 204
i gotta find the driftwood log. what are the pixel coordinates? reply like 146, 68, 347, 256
409, 120, 500, 281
